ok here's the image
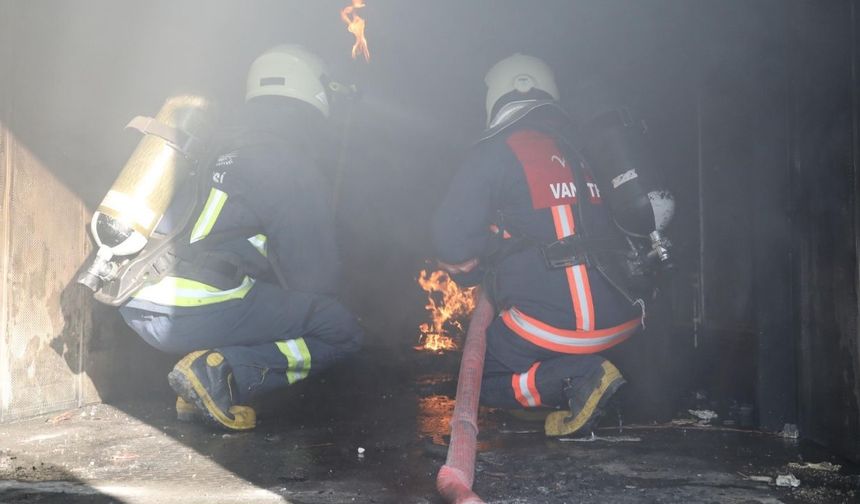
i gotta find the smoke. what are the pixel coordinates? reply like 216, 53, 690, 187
1, 0, 810, 373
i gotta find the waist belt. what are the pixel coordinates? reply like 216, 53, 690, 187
501, 307, 640, 354
540, 235, 627, 269
484, 230, 626, 269
170, 253, 246, 291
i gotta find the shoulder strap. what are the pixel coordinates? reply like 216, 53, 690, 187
93, 139, 224, 305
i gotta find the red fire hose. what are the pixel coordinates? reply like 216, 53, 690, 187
436, 289, 494, 504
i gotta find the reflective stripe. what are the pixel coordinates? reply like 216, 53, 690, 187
571, 265, 593, 331
131, 187, 258, 308
502, 307, 639, 354
512, 362, 542, 408
552, 205, 574, 237
276, 338, 312, 385
190, 188, 228, 243
551, 204, 595, 331
131, 275, 255, 307
248, 234, 268, 257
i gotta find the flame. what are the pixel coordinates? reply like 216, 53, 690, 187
341, 0, 370, 62
415, 269, 476, 353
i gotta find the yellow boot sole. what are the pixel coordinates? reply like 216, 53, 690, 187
175, 396, 201, 422
545, 361, 625, 437
168, 350, 256, 431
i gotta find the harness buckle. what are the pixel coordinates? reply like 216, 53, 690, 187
540, 237, 589, 269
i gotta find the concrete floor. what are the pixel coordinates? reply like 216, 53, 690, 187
0, 352, 857, 504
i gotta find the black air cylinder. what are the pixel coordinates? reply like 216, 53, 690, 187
580, 109, 657, 238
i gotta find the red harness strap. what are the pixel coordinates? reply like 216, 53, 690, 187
506, 130, 596, 331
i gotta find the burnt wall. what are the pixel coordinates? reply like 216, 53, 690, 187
681, 0, 860, 459
792, 0, 860, 461
643, 1, 798, 430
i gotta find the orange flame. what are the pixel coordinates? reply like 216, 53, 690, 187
416, 269, 476, 353
341, 0, 370, 62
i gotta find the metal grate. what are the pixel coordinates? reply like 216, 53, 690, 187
0, 128, 93, 421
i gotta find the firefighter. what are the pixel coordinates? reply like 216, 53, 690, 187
118, 45, 364, 431
432, 54, 652, 437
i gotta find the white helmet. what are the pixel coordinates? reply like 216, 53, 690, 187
245, 45, 330, 118
484, 54, 560, 126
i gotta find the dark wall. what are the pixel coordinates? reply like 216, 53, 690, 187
685, 0, 860, 461
697, 6, 797, 432
792, 0, 860, 461
621, 1, 798, 428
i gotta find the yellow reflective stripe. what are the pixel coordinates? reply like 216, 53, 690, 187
190, 188, 228, 243
131, 275, 255, 307
296, 338, 312, 380
248, 234, 268, 257
275, 338, 312, 385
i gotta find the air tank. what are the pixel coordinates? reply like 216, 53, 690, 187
78, 95, 216, 291
579, 108, 674, 266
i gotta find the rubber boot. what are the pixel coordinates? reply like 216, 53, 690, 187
545, 360, 626, 437
168, 350, 256, 431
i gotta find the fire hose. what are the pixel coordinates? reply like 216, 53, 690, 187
436, 288, 494, 504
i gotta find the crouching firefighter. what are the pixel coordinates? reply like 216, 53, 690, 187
78, 45, 364, 431
432, 54, 674, 437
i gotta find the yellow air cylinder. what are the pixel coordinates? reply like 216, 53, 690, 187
79, 95, 216, 293
95, 94, 215, 252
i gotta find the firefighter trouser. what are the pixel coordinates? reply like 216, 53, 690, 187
480, 316, 608, 409
119, 282, 363, 404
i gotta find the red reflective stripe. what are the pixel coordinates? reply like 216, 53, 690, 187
506, 308, 640, 339
554, 205, 582, 328
512, 373, 530, 407
564, 266, 584, 330
551, 204, 596, 331
511, 362, 543, 408
501, 309, 639, 355
561, 205, 596, 330
526, 362, 542, 407
551, 206, 567, 239
562, 205, 576, 236
576, 264, 595, 331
